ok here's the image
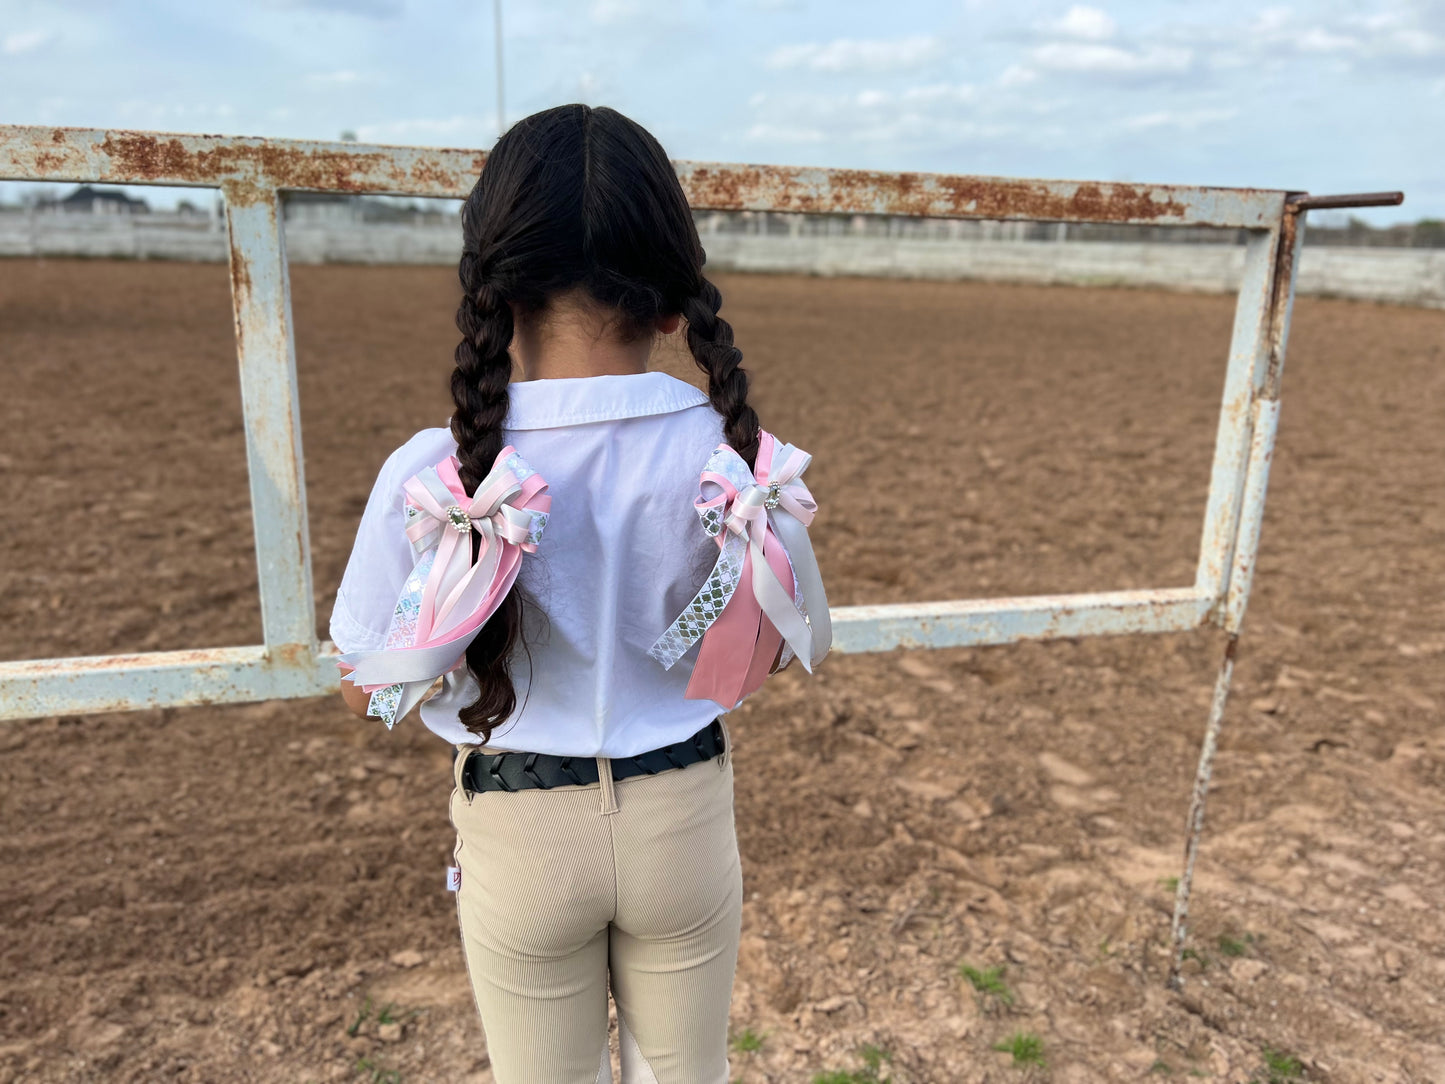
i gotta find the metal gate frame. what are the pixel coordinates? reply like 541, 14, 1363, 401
0, 125, 1401, 984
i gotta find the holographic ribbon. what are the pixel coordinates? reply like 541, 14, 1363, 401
338, 446, 550, 728
648, 429, 832, 708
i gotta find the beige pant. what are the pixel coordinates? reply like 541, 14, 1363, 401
447, 719, 743, 1084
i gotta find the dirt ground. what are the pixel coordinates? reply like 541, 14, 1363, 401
1, 258, 1442, 1084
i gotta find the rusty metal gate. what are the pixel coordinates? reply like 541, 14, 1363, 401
0, 124, 1401, 984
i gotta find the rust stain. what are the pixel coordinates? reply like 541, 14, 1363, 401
31, 149, 66, 173
6, 126, 1287, 225
224, 210, 252, 354
408, 152, 486, 193
93, 130, 477, 196
681, 161, 1229, 223
270, 642, 313, 668
1261, 210, 1301, 400
229, 249, 253, 301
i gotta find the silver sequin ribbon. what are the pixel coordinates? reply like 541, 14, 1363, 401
648, 443, 813, 670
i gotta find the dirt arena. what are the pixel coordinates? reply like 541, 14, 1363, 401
1, 258, 1442, 1083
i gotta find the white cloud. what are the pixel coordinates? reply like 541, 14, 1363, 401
1049, 5, 1116, 41
850, 84, 975, 110
3, 29, 55, 55
998, 64, 1037, 87
306, 70, 364, 86
355, 116, 494, 145
1297, 27, 1359, 53
899, 83, 976, 104
745, 123, 826, 143
1250, 8, 1291, 34
590, 0, 644, 24
1238, 5, 1444, 64
1029, 41, 1192, 77
263, 0, 402, 15
766, 35, 944, 74
739, 83, 1033, 156
1120, 107, 1238, 131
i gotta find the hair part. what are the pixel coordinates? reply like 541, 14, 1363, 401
449, 103, 761, 741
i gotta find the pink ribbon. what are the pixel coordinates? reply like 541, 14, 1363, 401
338, 446, 550, 706
681, 430, 831, 708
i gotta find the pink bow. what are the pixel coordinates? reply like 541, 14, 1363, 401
649, 429, 832, 709
338, 446, 550, 723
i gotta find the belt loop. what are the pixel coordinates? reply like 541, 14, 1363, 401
453, 743, 475, 804
596, 757, 619, 815
717, 715, 730, 770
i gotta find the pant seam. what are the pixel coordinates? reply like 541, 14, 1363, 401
450, 797, 490, 1047
606, 804, 620, 924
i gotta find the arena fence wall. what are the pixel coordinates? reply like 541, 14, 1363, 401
0, 124, 1402, 987
2, 208, 1440, 308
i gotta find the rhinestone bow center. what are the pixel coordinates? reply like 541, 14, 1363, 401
445, 505, 472, 534
763, 481, 782, 510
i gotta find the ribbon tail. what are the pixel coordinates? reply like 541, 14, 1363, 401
749, 522, 813, 673
770, 508, 831, 667
647, 531, 748, 669
340, 636, 475, 689
433, 521, 506, 639
742, 527, 791, 691
366, 677, 433, 730
685, 547, 764, 708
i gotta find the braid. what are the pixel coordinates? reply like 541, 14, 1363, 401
450, 252, 514, 491
429, 104, 761, 739
684, 275, 761, 472
449, 250, 526, 740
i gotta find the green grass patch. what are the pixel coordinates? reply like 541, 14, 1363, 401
1218, 931, 1258, 958
1255, 1046, 1305, 1083
346, 995, 373, 1038
353, 1055, 402, 1084
1180, 947, 1211, 971
992, 1031, 1045, 1069
731, 1026, 766, 1054
811, 1043, 892, 1083
959, 962, 1015, 1008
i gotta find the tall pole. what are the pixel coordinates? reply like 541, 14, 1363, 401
494, 0, 505, 137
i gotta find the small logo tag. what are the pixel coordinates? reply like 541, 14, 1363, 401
446, 865, 461, 892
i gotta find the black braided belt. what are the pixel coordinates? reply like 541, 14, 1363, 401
457, 717, 725, 795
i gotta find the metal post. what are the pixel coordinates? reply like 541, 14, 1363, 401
1168, 207, 1307, 989
222, 182, 317, 656
494, 0, 505, 137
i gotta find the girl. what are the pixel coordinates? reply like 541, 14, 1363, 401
329, 104, 830, 1084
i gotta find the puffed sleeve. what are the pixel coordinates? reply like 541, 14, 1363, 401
329, 447, 416, 654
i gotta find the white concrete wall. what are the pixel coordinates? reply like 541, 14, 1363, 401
2, 211, 1440, 309
699, 234, 1445, 309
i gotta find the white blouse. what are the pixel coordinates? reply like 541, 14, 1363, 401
329, 369, 786, 757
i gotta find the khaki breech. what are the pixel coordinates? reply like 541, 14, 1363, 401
447, 720, 743, 1084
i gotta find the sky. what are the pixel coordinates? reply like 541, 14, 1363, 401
0, 0, 1438, 223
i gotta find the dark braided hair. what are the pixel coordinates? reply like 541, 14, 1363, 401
450, 103, 761, 740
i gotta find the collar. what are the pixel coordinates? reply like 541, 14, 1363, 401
496, 370, 712, 431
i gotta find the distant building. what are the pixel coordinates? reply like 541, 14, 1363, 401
58, 185, 149, 215
281, 191, 453, 225
283, 192, 362, 224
